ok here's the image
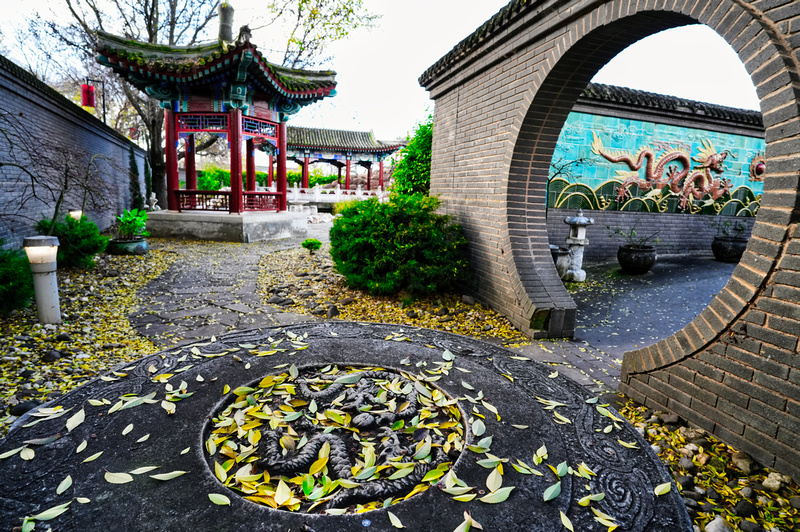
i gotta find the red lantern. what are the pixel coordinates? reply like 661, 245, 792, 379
81, 84, 96, 108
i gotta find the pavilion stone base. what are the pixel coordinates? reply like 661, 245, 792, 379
146, 210, 307, 243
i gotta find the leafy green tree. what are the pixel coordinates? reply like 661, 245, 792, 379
392, 115, 432, 196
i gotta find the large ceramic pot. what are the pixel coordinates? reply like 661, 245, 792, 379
107, 237, 148, 255
712, 237, 748, 263
617, 244, 657, 275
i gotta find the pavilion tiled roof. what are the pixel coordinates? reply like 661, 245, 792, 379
287, 126, 404, 153
581, 83, 763, 127
95, 30, 337, 100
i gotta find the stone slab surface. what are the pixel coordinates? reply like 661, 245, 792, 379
0, 322, 691, 531
572, 256, 737, 354
128, 239, 321, 349
146, 211, 307, 243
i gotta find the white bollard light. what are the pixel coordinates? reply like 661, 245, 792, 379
68, 209, 83, 220
23, 236, 62, 325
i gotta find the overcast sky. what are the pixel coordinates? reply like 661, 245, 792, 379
1, 0, 761, 140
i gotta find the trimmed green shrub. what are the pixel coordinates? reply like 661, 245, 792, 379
197, 166, 232, 190
0, 241, 34, 315
301, 238, 322, 256
329, 194, 469, 295
36, 215, 108, 269
286, 168, 339, 188
392, 115, 432, 196
195, 164, 338, 190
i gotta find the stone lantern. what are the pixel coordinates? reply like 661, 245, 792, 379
557, 209, 594, 282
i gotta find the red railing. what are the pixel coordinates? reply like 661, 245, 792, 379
175, 190, 282, 212
176, 190, 230, 212
243, 191, 281, 211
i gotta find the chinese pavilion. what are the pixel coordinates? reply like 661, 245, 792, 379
279, 127, 404, 190
94, 4, 337, 213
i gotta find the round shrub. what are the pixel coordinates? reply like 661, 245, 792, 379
301, 238, 322, 256
329, 194, 469, 296
0, 242, 34, 315
35, 215, 108, 269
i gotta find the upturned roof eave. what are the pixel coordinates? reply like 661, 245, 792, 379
95, 30, 337, 101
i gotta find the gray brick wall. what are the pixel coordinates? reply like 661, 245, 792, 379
547, 210, 755, 263
0, 54, 146, 249
421, 0, 800, 481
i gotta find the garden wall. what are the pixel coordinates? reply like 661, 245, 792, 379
420, 0, 800, 481
547, 209, 755, 263
0, 53, 146, 249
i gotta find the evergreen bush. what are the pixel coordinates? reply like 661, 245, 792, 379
144, 159, 153, 200
128, 145, 144, 210
0, 241, 34, 315
329, 194, 469, 295
36, 215, 108, 269
301, 238, 322, 256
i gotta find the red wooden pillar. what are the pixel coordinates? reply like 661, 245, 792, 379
367, 163, 372, 190
165, 110, 180, 211
379, 160, 385, 189
302, 152, 310, 188
246, 138, 256, 191
345, 155, 351, 190
229, 108, 243, 213
185, 133, 197, 189
268, 154, 274, 188
278, 120, 288, 211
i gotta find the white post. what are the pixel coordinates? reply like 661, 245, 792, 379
23, 236, 62, 325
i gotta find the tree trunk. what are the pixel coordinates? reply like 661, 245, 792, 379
145, 106, 167, 209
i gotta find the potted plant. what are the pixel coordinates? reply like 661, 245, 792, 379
107, 208, 149, 255
711, 219, 749, 263
608, 221, 660, 275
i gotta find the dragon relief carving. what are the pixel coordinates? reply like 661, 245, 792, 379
591, 132, 734, 210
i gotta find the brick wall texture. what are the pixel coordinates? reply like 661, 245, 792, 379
421, 0, 800, 481
0, 54, 146, 249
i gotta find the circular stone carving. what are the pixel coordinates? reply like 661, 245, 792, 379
204, 366, 464, 513
0, 322, 692, 531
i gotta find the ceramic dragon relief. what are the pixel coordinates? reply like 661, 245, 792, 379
591, 132, 734, 210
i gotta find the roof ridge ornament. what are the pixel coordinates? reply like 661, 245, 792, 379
219, 3, 235, 43
237, 25, 252, 45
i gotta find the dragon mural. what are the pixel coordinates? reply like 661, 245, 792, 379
590, 132, 734, 210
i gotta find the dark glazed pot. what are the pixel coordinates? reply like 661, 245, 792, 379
712, 237, 748, 263
617, 244, 657, 275
107, 237, 148, 255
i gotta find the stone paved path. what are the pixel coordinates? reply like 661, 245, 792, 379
129, 223, 335, 348
129, 239, 316, 348
128, 223, 734, 396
